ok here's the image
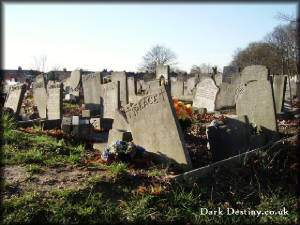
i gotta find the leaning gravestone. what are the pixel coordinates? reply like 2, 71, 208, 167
32, 75, 47, 118
272, 75, 286, 113
240, 65, 268, 84
100, 81, 120, 119
4, 83, 26, 116
185, 77, 196, 96
193, 78, 219, 112
125, 85, 192, 170
236, 80, 278, 140
82, 72, 102, 111
156, 64, 169, 82
46, 81, 63, 120
111, 72, 128, 106
222, 66, 239, 83
215, 83, 236, 110
69, 70, 81, 90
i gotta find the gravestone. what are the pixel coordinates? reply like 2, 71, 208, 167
193, 78, 219, 112
127, 77, 137, 103
111, 72, 128, 106
240, 65, 268, 84
46, 81, 63, 120
156, 64, 169, 82
61, 117, 72, 133
69, 70, 81, 90
236, 80, 278, 139
171, 79, 184, 98
145, 80, 160, 94
107, 129, 132, 146
185, 77, 196, 96
124, 85, 192, 170
213, 73, 222, 86
32, 75, 47, 118
112, 109, 131, 131
82, 72, 102, 111
100, 81, 120, 119
272, 75, 286, 113
215, 83, 236, 110
222, 66, 239, 83
4, 83, 26, 116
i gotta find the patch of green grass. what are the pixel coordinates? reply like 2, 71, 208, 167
63, 102, 78, 109
107, 162, 128, 176
148, 169, 163, 177
85, 174, 104, 185
15, 149, 44, 164
25, 164, 43, 174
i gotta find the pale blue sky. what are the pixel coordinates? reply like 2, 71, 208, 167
3, 2, 298, 72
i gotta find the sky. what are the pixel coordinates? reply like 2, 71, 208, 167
3, 2, 298, 73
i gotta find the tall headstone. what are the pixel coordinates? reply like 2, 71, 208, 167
127, 76, 137, 103
240, 65, 268, 84
156, 64, 169, 83
236, 80, 277, 139
124, 85, 192, 170
100, 81, 120, 119
193, 78, 219, 112
272, 75, 286, 113
82, 72, 102, 110
171, 79, 184, 98
111, 72, 128, 106
4, 83, 26, 116
33, 75, 47, 118
46, 81, 63, 120
222, 66, 239, 83
215, 83, 236, 110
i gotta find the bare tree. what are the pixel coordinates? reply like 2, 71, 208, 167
200, 63, 213, 74
138, 44, 177, 73
33, 55, 47, 72
190, 65, 201, 75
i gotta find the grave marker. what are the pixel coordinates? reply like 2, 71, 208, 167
46, 81, 63, 120
111, 72, 128, 106
82, 72, 102, 111
272, 75, 286, 113
100, 81, 120, 119
125, 85, 192, 170
240, 65, 268, 84
4, 83, 26, 116
32, 75, 47, 118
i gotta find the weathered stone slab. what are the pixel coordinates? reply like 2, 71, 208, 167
193, 78, 219, 112
236, 80, 278, 140
156, 64, 169, 82
215, 83, 236, 110
33, 76, 47, 119
222, 66, 239, 83
124, 86, 192, 170
185, 77, 196, 96
82, 72, 102, 111
61, 117, 72, 133
112, 109, 130, 131
111, 72, 128, 106
240, 65, 268, 84
213, 73, 222, 86
90, 118, 113, 130
100, 81, 120, 119
128, 77, 137, 103
4, 83, 26, 116
69, 70, 81, 89
206, 116, 250, 162
46, 81, 63, 120
171, 79, 184, 98
107, 129, 132, 145
82, 109, 98, 118
271, 75, 286, 113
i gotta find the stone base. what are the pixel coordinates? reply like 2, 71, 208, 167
107, 129, 132, 145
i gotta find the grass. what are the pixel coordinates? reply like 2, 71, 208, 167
107, 162, 129, 176
63, 102, 79, 109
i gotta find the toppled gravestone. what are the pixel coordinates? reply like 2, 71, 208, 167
206, 116, 250, 162
4, 83, 26, 116
124, 85, 192, 170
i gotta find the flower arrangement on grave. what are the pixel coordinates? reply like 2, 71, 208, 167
172, 97, 194, 120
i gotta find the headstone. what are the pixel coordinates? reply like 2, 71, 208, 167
193, 78, 219, 112
32, 75, 47, 118
4, 83, 26, 116
156, 64, 169, 82
72, 116, 90, 138
61, 117, 72, 133
215, 83, 236, 110
100, 81, 120, 119
46, 81, 63, 120
206, 116, 250, 162
107, 129, 132, 145
82, 72, 102, 111
112, 109, 130, 131
124, 85, 192, 170
271, 75, 286, 113
222, 66, 239, 83
171, 79, 184, 98
90, 117, 101, 129
236, 80, 278, 140
127, 77, 137, 103
82, 109, 98, 118
145, 80, 160, 94
213, 73, 222, 86
111, 72, 128, 106
69, 70, 81, 90
240, 65, 268, 84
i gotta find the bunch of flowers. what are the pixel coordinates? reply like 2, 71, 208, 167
172, 97, 194, 120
